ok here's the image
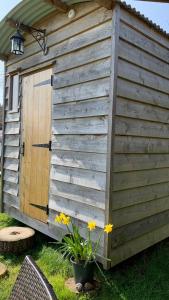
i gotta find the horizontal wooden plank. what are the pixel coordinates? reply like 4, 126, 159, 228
116, 116, 169, 139
51, 165, 106, 191
119, 39, 169, 80
4, 146, 19, 159
112, 181, 169, 210
3, 170, 19, 184
112, 209, 169, 248
49, 194, 104, 228
54, 38, 111, 73
116, 98, 169, 125
51, 150, 106, 172
3, 158, 19, 171
120, 8, 169, 50
114, 154, 169, 172
52, 116, 108, 135
118, 59, 169, 95
113, 168, 169, 191
52, 134, 107, 153
5, 122, 20, 135
53, 58, 111, 88
53, 77, 110, 104
115, 136, 169, 154
7, 20, 112, 73
52, 97, 109, 119
120, 22, 169, 64
4, 135, 20, 147
117, 78, 169, 110
5, 112, 20, 123
113, 196, 169, 228
111, 222, 169, 267
50, 180, 105, 209
8, 7, 112, 67
3, 182, 18, 197
3, 192, 19, 208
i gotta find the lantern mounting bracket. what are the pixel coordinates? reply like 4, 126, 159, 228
7, 19, 48, 55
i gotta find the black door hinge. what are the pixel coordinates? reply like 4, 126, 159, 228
30, 203, 49, 215
32, 140, 52, 151
51, 75, 54, 87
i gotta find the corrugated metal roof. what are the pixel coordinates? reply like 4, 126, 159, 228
0, 0, 168, 61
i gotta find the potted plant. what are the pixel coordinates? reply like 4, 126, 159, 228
55, 212, 113, 287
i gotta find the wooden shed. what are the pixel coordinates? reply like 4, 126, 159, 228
1, 0, 169, 269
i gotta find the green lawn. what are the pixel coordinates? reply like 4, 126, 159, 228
1, 213, 169, 300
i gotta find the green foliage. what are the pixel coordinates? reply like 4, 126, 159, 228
1, 213, 169, 300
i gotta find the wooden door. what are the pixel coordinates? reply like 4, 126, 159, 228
21, 68, 52, 223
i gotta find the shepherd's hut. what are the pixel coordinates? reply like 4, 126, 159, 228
1, 0, 169, 268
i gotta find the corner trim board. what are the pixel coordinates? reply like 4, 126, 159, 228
104, 4, 120, 269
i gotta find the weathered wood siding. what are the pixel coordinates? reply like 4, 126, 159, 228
2, 74, 21, 210
111, 6, 169, 265
3, 1, 113, 256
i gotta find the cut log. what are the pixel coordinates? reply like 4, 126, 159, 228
0, 227, 35, 254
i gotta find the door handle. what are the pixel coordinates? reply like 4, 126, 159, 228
32, 141, 52, 151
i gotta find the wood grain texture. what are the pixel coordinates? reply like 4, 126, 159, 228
52, 97, 109, 119
112, 196, 169, 228
116, 98, 169, 125
49, 194, 104, 228
120, 22, 169, 63
120, 8, 169, 50
52, 134, 107, 153
116, 116, 169, 139
52, 116, 108, 135
51, 150, 107, 172
53, 58, 111, 88
53, 78, 110, 104
50, 180, 105, 209
117, 78, 169, 110
53, 39, 111, 74
51, 165, 106, 191
112, 182, 169, 210
112, 209, 169, 248
118, 59, 169, 94
115, 136, 169, 154
113, 168, 169, 191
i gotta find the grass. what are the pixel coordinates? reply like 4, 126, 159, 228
1, 213, 169, 300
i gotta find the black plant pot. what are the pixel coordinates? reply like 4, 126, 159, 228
70, 257, 95, 284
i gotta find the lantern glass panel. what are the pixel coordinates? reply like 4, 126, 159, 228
11, 31, 24, 55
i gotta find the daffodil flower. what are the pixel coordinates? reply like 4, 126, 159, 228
87, 221, 96, 231
104, 224, 114, 234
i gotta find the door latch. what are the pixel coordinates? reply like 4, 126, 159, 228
21, 142, 25, 156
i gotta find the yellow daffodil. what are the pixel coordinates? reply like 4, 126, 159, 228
55, 213, 70, 225
62, 216, 70, 225
104, 224, 114, 234
88, 221, 96, 231
55, 214, 62, 224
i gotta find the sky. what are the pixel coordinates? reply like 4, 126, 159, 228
0, 0, 169, 102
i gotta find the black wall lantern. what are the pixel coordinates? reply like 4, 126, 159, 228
8, 19, 48, 56
10, 30, 25, 55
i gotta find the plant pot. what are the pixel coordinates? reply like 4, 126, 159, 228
70, 257, 95, 284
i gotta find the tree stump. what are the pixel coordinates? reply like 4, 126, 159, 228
0, 227, 35, 254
